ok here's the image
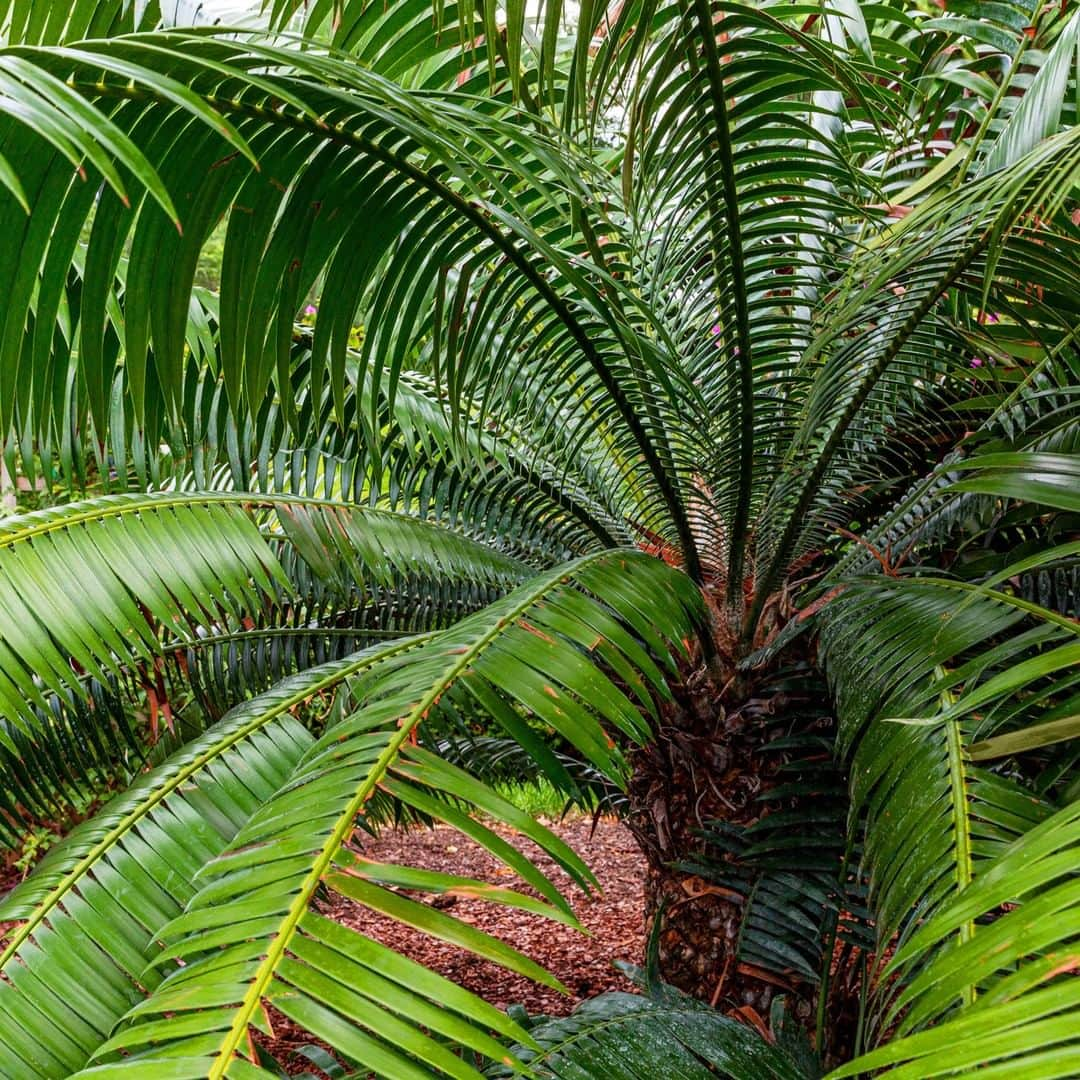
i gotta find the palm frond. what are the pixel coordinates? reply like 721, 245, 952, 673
15, 326, 618, 567
828, 344, 1080, 584
615, 1, 889, 595
0, 647, 406, 1076
0, 489, 536, 850
0, 551, 702, 1075
829, 796, 1080, 1080
0, 493, 283, 744
0, 491, 528, 728
818, 519, 1080, 1056
0, 30, 705, 572
749, 127, 1080, 633
489, 989, 810, 1079
0, 0, 159, 46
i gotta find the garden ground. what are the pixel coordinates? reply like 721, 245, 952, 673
257, 816, 647, 1068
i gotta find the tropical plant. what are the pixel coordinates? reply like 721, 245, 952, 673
0, 0, 1077, 1076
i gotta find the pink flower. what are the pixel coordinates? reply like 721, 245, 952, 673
970, 357, 983, 368
304, 304, 317, 316
710, 326, 739, 354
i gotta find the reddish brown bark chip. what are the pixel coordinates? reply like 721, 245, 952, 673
1, 818, 646, 1072
0, 859, 20, 948
328, 816, 647, 1014
257, 816, 647, 1072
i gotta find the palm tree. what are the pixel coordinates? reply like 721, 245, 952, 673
0, 0, 1077, 1075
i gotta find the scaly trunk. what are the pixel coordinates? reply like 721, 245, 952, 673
624, 658, 839, 1040
626, 672, 784, 1012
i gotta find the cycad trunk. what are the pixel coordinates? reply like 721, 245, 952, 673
626, 677, 782, 1014
625, 664, 829, 1034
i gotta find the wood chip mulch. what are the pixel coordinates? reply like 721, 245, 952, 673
2, 817, 649, 1072
332, 815, 647, 1013
259, 816, 648, 1071
0, 859, 22, 946
0, 861, 19, 898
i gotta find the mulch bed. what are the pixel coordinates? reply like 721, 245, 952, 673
333, 815, 646, 1012
0, 861, 19, 898
260, 816, 648, 1070
0, 859, 23, 945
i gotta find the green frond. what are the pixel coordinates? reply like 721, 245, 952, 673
949, 449, 1080, 512
0, 28, 705, 569
749, 128, 1080, 628
818, 549, 1079, 1050
977, 5, 1080, 176
0, 646, 409, 1077
0, 488, 540, 850
829, 354, 1080, 584
830, 796, 1080, 1080
0, 493, 283, 744
0, 0, 159, 47
17, 327, 614, 566
0, 490, 528, 730
0, 677, 139, 849
488, 990, 809, 1078
615, 0, 891, 595
0, 550, 702, 1076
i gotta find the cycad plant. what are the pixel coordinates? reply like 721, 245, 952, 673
0, 0, 1077, 1076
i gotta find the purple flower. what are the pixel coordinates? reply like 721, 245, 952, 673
304, 304, 317, 316
970, 357, 983, 368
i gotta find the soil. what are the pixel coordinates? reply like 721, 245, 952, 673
333, 815, 646, 1012
0, 859, 22, 945
0, 861, 19, 898
259, 815, 648, 1071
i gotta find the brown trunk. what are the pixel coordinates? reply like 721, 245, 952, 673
625, 684, 780, 1013
624, 661, 829, 1032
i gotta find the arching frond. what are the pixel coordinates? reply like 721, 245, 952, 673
0, 30, 702, 571
0, 489, 536, 850
0, 651, 380, 1076
0, 491, 527, 730
0, 493, 283, 744
0, 551, 703, 1076
818, 510, 1080, 1066
830, 796, 1080, 1080
749, 128, 1080, 633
